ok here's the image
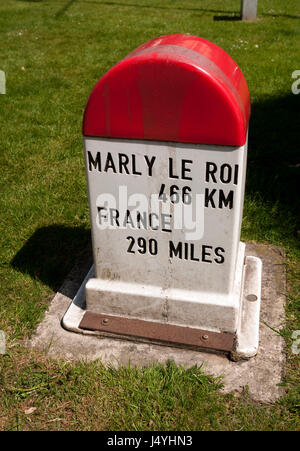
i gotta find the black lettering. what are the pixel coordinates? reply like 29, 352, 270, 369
144, 155, 156, 177
202, 245, 213, 263
184, 242, 189, 260
104, 152, 117, 173
214, 247, 225, 264
123, 209, 134, 227
233, 164, 239, 185
170, 185, 180, 204
118, 153, 130, 174
132, 155, 142, 175
158, 183, 167, 202
220, 163, 232, 184
219, 190, 234, 209
136, 211, 147, 229
126, 236, 135, 253
169, 158, 179, 179
169, 241, 182, 258
97, 206, 107, 224
190, 243, 200, 261
181, 159, 193, 180
205, 188, 216, 208
205, 162, 217, 183
149, 239, 158, 255
137, 237, 147, 254
109, 208, 119, 226
161, 213, 172, 233
88, 151, 101, 172
149, 213, 159, 230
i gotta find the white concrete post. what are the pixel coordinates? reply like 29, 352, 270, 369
241, 0, 258, 20
63, 34, 262, 358
0, 70, 6, 94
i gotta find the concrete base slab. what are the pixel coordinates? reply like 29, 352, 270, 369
28, 242, 286, 403
61, 252, 262, 358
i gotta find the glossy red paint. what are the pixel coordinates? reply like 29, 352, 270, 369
83, 35, 250, 146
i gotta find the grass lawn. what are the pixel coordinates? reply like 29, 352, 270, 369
0, 0, 299, 431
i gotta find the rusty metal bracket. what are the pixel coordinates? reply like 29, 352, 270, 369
79, 311, 235, 352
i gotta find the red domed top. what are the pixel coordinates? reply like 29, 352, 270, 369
83, 34, 250, 146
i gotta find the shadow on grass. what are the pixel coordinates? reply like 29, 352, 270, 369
213, 15, 241, 21
55, 0, 77, 17
85, 1, 238, 15
15, 0, 78, 19
14, 0, 300, 19
11, 225, 92, 291
17, 0, 237, 16
247, 93, 299, 222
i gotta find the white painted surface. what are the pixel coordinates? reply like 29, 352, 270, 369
236, 256, 262, 357
83, 137, 249, 334
62, 266, 94, 333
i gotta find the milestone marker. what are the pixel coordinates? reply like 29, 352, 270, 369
0, 70, 6, 95
63, 34, 262, 358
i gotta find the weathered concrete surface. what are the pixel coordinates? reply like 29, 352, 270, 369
28, 242, 286, 403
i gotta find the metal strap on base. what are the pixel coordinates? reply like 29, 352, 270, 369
79, 312, 235, 352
